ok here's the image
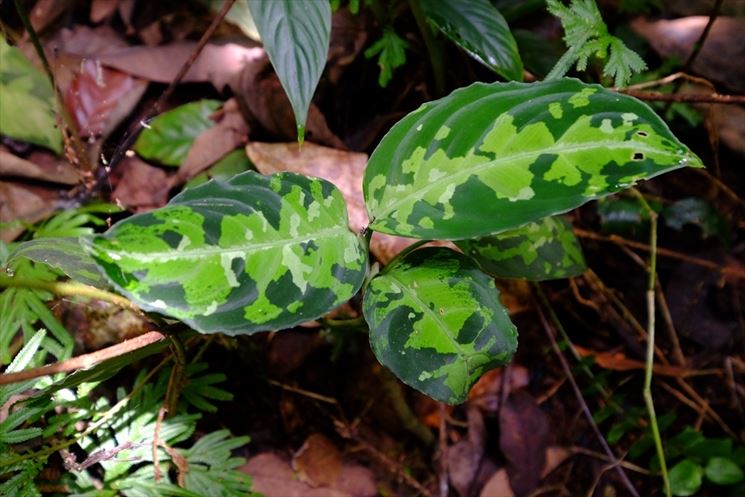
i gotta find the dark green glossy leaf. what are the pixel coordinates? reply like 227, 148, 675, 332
248, 0, 331, 142
0, 39, 62, 153
421, 0, 522, 81
456, 216, 585, 280
8, 237, 105, 287
87, 171, 367, 335
135, 100, 221, 166
705, 457, 744, 485
663, 197, 728, 240
364, 78, 702, 240
670, 459, 703, 497
363, 247, 517, 404
597, 197, 655, 238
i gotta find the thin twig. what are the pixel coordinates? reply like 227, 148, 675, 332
0, 331, 166, 385
98, 0, 238, 191
535, 299, 640, 497
630, 189, 670, 497
683, 0, 724, 70
574, 229, 745, 280
619, 89, 745, 104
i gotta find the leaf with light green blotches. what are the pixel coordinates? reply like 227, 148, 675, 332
364, 78, 702, 240
135, 100, 221, 166
86, 171, 367, 335
248, 0, 331, 142
456, 216, 585, 280
363, 247, 518, 404
421, 0, 522, 81
0, 39, 62, 153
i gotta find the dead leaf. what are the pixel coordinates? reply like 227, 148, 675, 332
709, 104, 745, 156
448, 405, 487, 497
173, 99, 249, 184
632, 17, 745, 92
0, 182, 58, 242
98, 42, 265, 91
242, 452, 376, 497
47, 25, 129, 57
480, 469, 515, 497
233, 67, 346, 148
90, 0, 118, 23
29, 0, 75, 33
542, 446, 570, 479
661, 0, 745, 16
267, 330, 324, 376
327, 8, 369, 84
293, 433, 344, 487
0, 147, 79, 185
111, 157, 169, 212
573, 345, 701, 376
499, 391, 550, 497
468, 365, 530, 414
65, 59, 148, 139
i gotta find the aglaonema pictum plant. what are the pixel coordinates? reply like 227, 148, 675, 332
5, 0, 703, 405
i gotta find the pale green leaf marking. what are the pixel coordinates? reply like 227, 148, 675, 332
364, 78, 703, 240
87, 172, 367, 335
364, 247, 517, 404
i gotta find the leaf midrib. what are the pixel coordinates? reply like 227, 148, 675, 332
371, 139, 685, 221
101, 226, 351, 262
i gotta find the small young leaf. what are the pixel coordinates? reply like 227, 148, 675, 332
670, 459, 703, 497
364, 247, 517, 404
705, 457, 744, 485
364, 78, 702, 240
248, 0, 331, 142
421, 0, 523, 81
0, 39, 62, 153
9, 237, 105, 287
87, 171, 367, 335
364, 28, 409, 87
456, 216, 585, 280
135, 100, 221, 166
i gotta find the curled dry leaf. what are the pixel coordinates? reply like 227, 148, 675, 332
233, 65, 345, 148
448, 405, 487, 497
90, 0, 118, 23
97, 42, 265, 91
65, 59, 148, 138
632, 17, 745, 92
468, 365, 530, 414
110, 157, 169, 212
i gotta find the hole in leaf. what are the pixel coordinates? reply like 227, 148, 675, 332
636, 131, 648, 137
632, 152, 644, 161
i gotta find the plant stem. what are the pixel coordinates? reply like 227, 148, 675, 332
630, 188, 671, 497
408, 0, 446, 96
0, 276, 141, 313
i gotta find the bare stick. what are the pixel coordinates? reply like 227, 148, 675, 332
0, 331, 165, 385
535, 300, 640, 497
619, 90, 745, 104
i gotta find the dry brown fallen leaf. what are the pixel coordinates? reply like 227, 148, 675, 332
242, 451, 376, 497
632, 16, 745, 92
708, 104, 745, 156
172, 98, 249, 185
111, 157, 169, 212
233, 65, 346, 148
448, 405, 487, 497
572, 345, 698, 377
98, 42, 265, 91
499, 390, 551, 497
292, 433, 344, 487
0, 147, 79, 185
327, 7, 369, 85
0, 182, 59, 242
468, 365, 530, 415
480, 468, 514, 497
246, 141, 454, 263
89, 0, 117, 23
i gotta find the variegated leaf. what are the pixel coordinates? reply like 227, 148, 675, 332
86, 172, 367, 335
363, 247, 517, 404
364, 78, 703, 240
456, 216, 585, 280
